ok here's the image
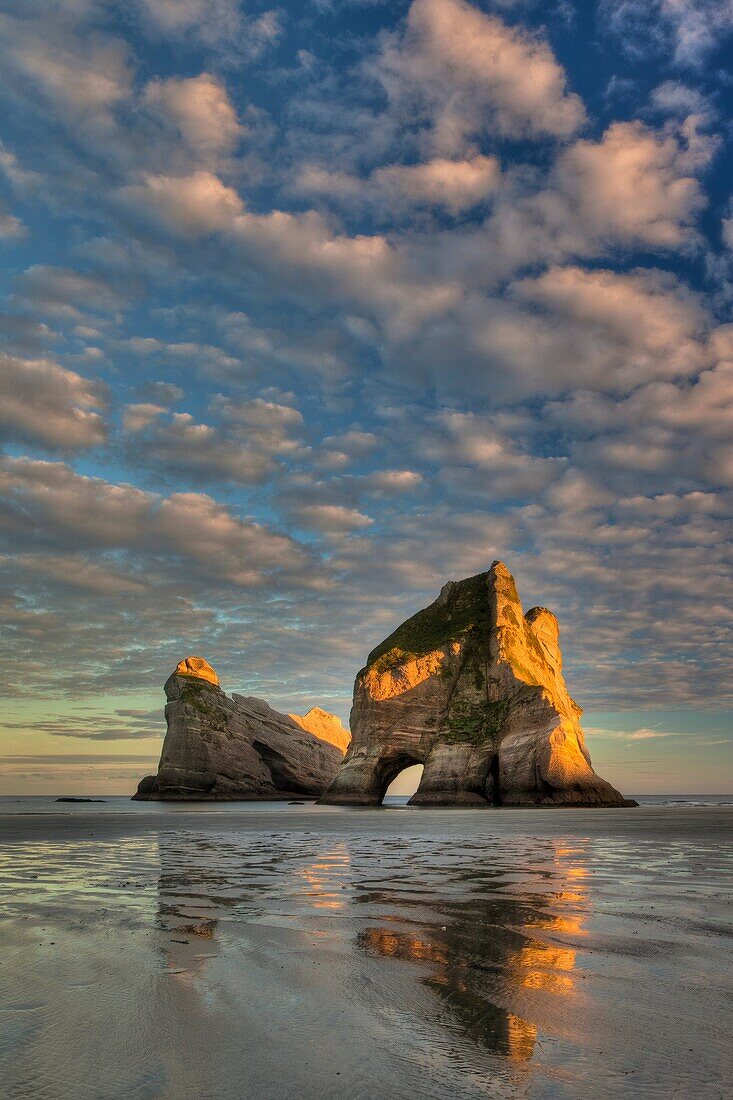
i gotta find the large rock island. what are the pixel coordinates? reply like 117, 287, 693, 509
321, 562, 634, 807
134, 657, 348, 800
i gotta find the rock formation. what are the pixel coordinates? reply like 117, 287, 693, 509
320, 562, 634, 807
174, 655, 219, 686
288, 707, 352, 753
134, 657, 346, 800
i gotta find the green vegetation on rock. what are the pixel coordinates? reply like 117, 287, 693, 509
181, 682, 222, 724
443, 684, 542, 745
444, 698, 511, 745
366, 571, 492, 670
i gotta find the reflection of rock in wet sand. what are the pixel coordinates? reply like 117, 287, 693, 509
294, 841, 352, 911
154, 835, 227, 978
151, 827, 591, 1067
357, 838, 590, 1062
359, 925, 539, 1060
152, 833, 354, 973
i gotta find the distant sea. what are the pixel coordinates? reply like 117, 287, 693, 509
1, 793, 731, 814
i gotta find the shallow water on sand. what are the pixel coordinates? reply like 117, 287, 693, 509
0, 805, 731, 1099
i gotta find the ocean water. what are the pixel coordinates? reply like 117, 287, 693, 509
1, 801, 731, 1099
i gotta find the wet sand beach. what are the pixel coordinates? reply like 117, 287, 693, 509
1, 803, 731, 1099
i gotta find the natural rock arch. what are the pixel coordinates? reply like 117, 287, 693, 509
343, 748, 427, 805
384, 762, 424, 801
320, 562, 634, 808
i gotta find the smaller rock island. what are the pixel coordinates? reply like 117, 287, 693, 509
134, 657, 348, 800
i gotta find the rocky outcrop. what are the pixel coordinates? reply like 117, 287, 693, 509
174, 655, 219, 686
321, 562, 634, 807
288, 707, 351, 752
134, 658, 345, 800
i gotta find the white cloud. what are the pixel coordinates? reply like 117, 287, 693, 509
122, 403, 167, 434
0, 456, 315, 587
553, 117, 716, 248
363, 469, 423, 493
511, 265, 709, 387
142, 73, 244, 164
0, 145, 42, 195
14, 553, 145, 595
0, 354, 107, 450
370, 155, 500, 213
663, 0, 733, 66
138, 0, 235, 35
123, 411, 278, 484
298, 154, 500, 215
723, 209, 733, 251
586, 726, 681, 741
635, 343, 733, 437
294, 503, 374, 534
545, 470, 612, 514
375, 0, 586, 151
602, 0, 733, 68
116, 170, 244, 236
219, 312, 355, 383
0, 207, 25, 239
212, 396, 303, 432
136, 0, 281, 58
16, 265, 125, 318
418, 409, 562, 496
649, 80, 710, 116
321, 430, 378, 456
0, 14, 132, 117
396, 264, 711, 403
230, 207, 461, 338
120, 338, 241, 377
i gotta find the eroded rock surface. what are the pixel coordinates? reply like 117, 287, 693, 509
174, 655, 219, 686
288, 707, 351, 753
321, 562, 634, 807
134, 659, 345, 800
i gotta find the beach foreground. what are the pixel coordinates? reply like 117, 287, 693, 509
1, 803, 731, 1099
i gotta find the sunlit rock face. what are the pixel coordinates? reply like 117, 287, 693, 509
288, 707, 351, 753
134, 659, 345, 800
174, 655, 219, 687
321, 562, 634, 807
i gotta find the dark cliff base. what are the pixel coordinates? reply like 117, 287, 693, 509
132, 789, 320, 802
322, 792, 638, 807
132, 774, 323, 801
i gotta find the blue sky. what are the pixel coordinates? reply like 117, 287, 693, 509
0, 0, 731, 795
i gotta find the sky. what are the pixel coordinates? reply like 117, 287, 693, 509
1, 0, 732, 797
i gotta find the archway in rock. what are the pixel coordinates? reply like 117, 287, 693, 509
383, 763, 424, 803
373, 752, 424, 804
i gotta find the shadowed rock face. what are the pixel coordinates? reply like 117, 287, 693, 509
320, 562, 634, 807
134, 659, 346, 800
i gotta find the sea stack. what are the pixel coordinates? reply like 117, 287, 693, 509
320, 562, 634, 807
134, 657, 348, 800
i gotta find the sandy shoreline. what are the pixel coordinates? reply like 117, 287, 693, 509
1, 804, 731, 1099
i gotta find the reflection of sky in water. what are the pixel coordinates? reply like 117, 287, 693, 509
2, 830, 591, 1061
0, 821, 730, 1098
